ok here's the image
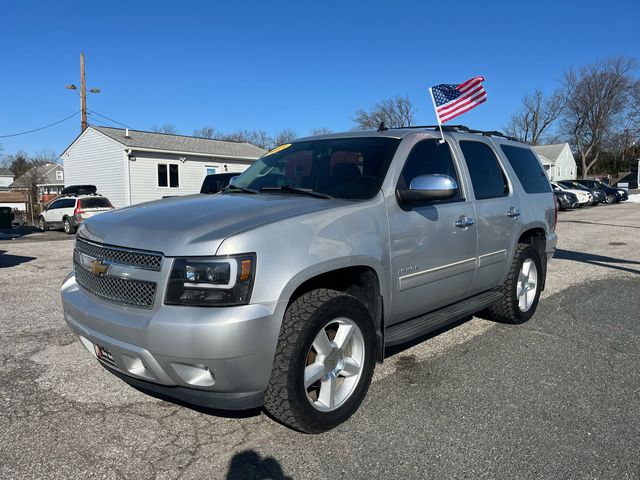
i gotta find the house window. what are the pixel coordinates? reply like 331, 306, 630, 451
56, 170, 63, 181
206, 166, 218, 176
158, 164, 179, 188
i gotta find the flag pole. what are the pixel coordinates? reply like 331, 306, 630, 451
428, 87, 446, 144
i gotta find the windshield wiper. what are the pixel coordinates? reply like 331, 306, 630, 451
221, 184, 258, 194
260, 185, 332, 199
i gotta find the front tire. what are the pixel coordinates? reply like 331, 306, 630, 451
480, 244, 543, 324
38, 216, 47, 232
63, 217, 76, 234
605, 194, 616, 204
264, 289, 376, 433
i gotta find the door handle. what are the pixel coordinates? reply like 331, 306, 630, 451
455, 216, 474, 228
506, 207, 521, 218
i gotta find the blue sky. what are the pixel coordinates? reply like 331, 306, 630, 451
1, 0, 639, 157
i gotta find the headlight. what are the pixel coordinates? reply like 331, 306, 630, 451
618, 190, 625, 195
165, 254, 256, 307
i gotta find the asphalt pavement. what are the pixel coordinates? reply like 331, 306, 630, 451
0, 203, 639, 479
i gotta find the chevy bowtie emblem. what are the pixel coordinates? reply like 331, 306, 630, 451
89, 259, 109, 277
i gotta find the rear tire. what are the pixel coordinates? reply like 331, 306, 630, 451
264, 289, 376, 433
63, 217, 76, 234
480, 244, 543, 324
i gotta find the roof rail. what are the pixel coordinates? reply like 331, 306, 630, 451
390, 125, 519, 142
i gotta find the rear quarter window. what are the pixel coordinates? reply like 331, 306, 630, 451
500, 145, 551, 194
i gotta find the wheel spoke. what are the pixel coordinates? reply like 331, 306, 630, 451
340, 357, 361, 377
522, 260, 531, 277
318, 374, 337, 409
304, 362, 325, 388
312, 328, 333, 356
333, 323, 354, 350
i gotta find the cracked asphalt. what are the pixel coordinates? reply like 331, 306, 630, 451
1, 203, 639, 479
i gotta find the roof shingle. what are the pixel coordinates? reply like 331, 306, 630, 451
92, 126, 266, 159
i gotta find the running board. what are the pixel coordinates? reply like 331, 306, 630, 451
384, 289, 503, 347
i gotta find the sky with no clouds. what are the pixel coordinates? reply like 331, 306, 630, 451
1, 0, 639, 157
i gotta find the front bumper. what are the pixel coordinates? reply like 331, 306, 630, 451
62, 273, 286, 410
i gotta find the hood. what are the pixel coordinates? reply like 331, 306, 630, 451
79, 193, 347, 256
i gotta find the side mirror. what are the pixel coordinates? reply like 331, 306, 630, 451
397, 174, 459, 204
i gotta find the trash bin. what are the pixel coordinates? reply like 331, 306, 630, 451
0, 207, 12, 229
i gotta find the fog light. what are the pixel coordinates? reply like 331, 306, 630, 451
172, 363, 215, 387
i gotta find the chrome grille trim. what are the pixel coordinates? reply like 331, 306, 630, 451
75, 237, 163, 271
74, 259, 157, 309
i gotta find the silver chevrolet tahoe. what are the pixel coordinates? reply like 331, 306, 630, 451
62, 125, 557, 433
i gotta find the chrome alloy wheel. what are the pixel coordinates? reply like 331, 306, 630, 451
517, 258, 538, 312
304, 317, 365, 412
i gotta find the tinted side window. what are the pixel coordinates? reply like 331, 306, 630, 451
460, 141, 509, 200
63, 199, 77, 208
398, 140, 461, 200
500, 145, 551, 194
48, 200, 62, 210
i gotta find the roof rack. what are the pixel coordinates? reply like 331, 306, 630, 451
392, 125, 519, 142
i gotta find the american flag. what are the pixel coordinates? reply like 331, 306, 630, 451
430, 76, 487, 123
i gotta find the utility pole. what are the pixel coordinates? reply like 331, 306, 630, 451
66, 53, 100, 132
80, 53, 87, 131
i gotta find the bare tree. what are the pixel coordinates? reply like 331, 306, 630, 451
561, 57, 637, 178
273, 129, 297, 147
505, 89, 565, 145
354, 96, 415, 129
192, 126, 217, 139
220, 129, 273, 150
151, 124, 179, 134
310, 127, 333, 135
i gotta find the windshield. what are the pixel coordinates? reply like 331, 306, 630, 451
227, 137, 401, 200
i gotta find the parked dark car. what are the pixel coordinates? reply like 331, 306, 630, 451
558, 180, 605, 205
577, 179, 628, 204
200, 173, 239, 194
553, 189, 579, 210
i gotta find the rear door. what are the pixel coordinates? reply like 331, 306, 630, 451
455, 139, 522, 294
387, 138, 477, 323
42, 199, 63, 224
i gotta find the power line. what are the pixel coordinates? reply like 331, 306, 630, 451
0, 111, 80, 138
87, 109, 133, 129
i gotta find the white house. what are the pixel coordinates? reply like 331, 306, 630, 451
0, 168, 14, 191
61, 126, 266, 208
532, 143, 577, 181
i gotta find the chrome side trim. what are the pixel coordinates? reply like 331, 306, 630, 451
398, 257, 476, 291
477, 249, 507, 268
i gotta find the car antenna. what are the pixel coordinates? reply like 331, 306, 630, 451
377, 121, 388, 132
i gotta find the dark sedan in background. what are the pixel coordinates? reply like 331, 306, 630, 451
553, 187, 580, 210
558, 180, 605, 206
577, 179, 628, 204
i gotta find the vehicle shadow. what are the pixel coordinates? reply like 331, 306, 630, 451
0, 250, 36, 268
554, 248, 640, 275
225, 450, 292, 480
559, 219, 640, 230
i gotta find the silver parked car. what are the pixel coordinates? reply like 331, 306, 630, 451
61, 126, 557, 433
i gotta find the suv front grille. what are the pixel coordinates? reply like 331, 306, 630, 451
74, 260, 157, 309
75, 237, 162, 271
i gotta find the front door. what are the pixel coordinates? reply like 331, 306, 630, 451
387, 138, 477, 325
455, 139, 522, 294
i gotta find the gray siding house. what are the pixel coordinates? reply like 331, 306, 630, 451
61, 126, 265, 208
532, 143, 578, 181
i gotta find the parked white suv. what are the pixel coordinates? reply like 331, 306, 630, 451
39, 195, 114, 234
